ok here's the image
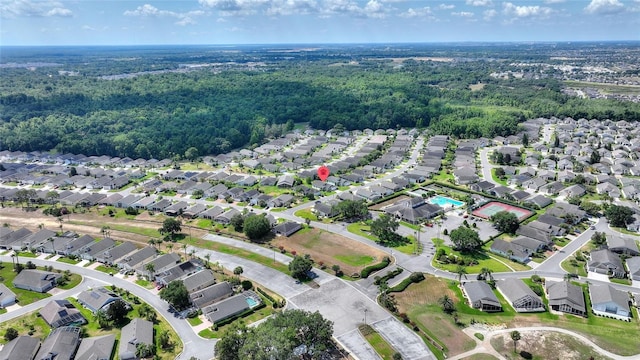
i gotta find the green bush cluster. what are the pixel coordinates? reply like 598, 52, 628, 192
374, 268, 403, 285
360, 257, 391, 278
389, 272, 425, 293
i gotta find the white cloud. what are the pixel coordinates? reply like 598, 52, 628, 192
399, 6, 433, 18
1, 0, 72, 18
483, 8, 497, 20
543, 0, 565, 3
318, 0, 391, 18
503, 2, 553, 18
584, 0, 624, 14
198, 0, 267, 15
438, 3, 455, 10
82, 25, 95, 31
266, 0, 319, 16
452, 11, 474, 17
466, 0, 493, 6
124, 4, 205, 26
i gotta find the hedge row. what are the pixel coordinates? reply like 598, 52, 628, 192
360, 257, 391, 278
389, 272, 425, 293
374, 268, 404, 285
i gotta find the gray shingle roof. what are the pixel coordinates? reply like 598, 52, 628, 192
75, 334, 116, 360
119, 318, 153, 360
190, 282, 234, 308
39, 299, 86, 328
203, 294, 250, 324
77, 287, 122, 313
0, 336, 40, 360
546, 281, 586, 314
463, 281, 501, 309
35, 326, 81, 360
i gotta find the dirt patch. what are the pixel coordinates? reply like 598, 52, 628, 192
271, 228, 387, 275
490, 331, 610, 360
469, 83, 486, 92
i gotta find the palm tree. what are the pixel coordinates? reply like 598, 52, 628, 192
145, 263, 155, 281
510, 330, 521, 353
182, 243, 188, 259
101, 225, 111, 238
438, 295, 455, 314
148, 239, 156, 249
189, 249, 196, 259
166, 243, 173, 253
49, 237, 56, 255
95, 310, 110, 329
204, 253, 211, 268
57, 217, 64, 232
455, 265, 468, 282
480, 267, 493, 281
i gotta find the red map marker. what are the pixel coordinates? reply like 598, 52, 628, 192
318, 166, 330, 181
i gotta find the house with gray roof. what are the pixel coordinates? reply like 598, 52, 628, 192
183, 269, 217, 293
496, 278, 545, 313
94, 241, 138, 265
39, 299, 86, 328
0, 336, 40, 360
78, 237, 116, 261
546, 281, 586, 317
490, 239, 531, 263
183, 203, 207, 218
627, 257, 640, 282
0, 283, 16, 308
203, 294, 250, 324
63, 235, 95, 256
190, 282, 234, 308
119, 318, 154, 360
0, 227, 32, 249
35, 326, 81, 360
199, 206, 225, 220
13, 269, 61, 293
117, 246, 157, 271
215, 208, 240, 224
78, 286, 123, 313
75, 334, 116, 360
134, 252, 181, 277
462, 281, 501, 312
35, 235, 75, 255
156, 260, 201, 286
607, 235, 640, 256
589, 284, 631, 321
588, 249, 625, 278
273, 222, 302, 237
21, 229, 56, 251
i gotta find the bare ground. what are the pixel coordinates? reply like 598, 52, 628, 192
490, 331, 611, 360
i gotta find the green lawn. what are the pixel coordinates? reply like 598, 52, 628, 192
135, 279, 154, 289
400, 221, 421, 231
347, 223, 377, 241
199, 295, 280, 339
58, 273, 82, 290
16, 251, 37, 258
294, 209, 318, 221
334, 254, 375, 267
95, 265, 118, 275
56, 257, 80, 265
610, 278, 631, 285
359, 324, 398, 359
68, 220, 162, 238
431, 243, 511, 273
561, 257, 587, 277
187, 316, 203, 326
491, 168, 508, 186
195, 219, 213, 229
0, 264, 51, 306
611, 227, 640, 237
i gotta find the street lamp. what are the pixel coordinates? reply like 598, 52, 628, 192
364, 308, 368, 325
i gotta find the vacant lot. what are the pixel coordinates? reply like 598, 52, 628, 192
272, 228, 387, 275
490, 331, 610, 360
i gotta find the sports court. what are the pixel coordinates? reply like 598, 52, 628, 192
472, 201, 532, 221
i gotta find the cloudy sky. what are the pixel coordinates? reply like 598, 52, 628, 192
1, 0, 638, 45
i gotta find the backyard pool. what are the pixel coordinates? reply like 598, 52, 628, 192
429, 195, 464, 208
246, 296, 260, 308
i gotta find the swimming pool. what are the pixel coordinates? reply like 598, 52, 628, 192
246, 297, 260, 308
429, 195, 464, 208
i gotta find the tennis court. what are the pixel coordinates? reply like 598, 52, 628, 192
472, 201, 532, 221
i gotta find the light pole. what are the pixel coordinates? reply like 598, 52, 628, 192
364, 308, 368, 326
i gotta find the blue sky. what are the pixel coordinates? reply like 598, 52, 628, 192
1, 0, 638, 45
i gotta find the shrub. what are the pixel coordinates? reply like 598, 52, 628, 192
241, 280, 253, 290
360, 257, 391, 278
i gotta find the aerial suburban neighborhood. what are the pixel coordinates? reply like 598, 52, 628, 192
1, 114, 640, 360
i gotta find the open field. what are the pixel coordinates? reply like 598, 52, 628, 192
490, 331, 610, 360
564, 80, 640, 95
272, 228, 387, 275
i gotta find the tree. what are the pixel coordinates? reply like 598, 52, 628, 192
145, 263, 155, 281
158, 330, 172, 350
95, 310, 110, 329
136, 343, 155, 358
184, 146, 199, 163
334, 200, 369, 221
591, 231, 607, 247
438, 295, 455, 314
605, 205, 634, 227
589, 150, 601, 164
4, 327, 18, 341
480, 267, 493, 281
495, 167, 506, 178
331, 264, 342, 276
490, 211, 520, 234
522, 133, 529, 147
243, 214, 271, 240
449, 226, 482, 252
455, 265, 468, 282
370, 214, 402, 245
160, 218, 182, 240
233, 266, 243, 275
580, 200, 601, 216
69, 166, 78, 177
106, 299, 129, 324
289, 255, 313, 280
230, 213, 244, 232
159, 280, 191, 310
510, 330, 521, 353
216, 310, 333, 360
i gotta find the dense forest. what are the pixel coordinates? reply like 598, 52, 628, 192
1, 43, 639, 159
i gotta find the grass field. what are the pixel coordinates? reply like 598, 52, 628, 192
564, 80, 640, 95
56, 257, 80, 264
273, 228, 386, 275
359, 324, 398, 359
294, 209, 318, 221
431, 241, 524, 274
95, 264, 119, 275
0, 311, 50, 345
58, 273, 82, 290
0, 264, 52, 306
347, 223, 416, 255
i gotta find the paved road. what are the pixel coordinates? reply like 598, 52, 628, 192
0, 255, 217, 360
478, 147, 499, 186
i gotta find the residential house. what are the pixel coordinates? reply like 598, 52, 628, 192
135, 253, 181, 277
75, 334, 116, 360
608, 235, 640, 256
523, 195, 553, 209
78, 237, 116, 261
119, 318, 154, 360
78, 287, 124, 313
453, 167, 479, 185
277, 175, 295, 188
155, 260, 202, 286
164, 201, 189, 216
470, 181, 495, 193
0, 336, 40, 360
183, 203, 207, 218
39, 299, 87, 328
462, 281, 502, 312
20, 229, 56, 251
0, 283, 16, 308
35, 326, 81, 360
546, 281, 586, 317
183, 269, 217, 293
62, 235, 95, 256
268, 194, 295, 208
13, 269, 61, 293
94, 241, 138, 265
215, 208, 240, 224
314, 200, 339, 218
626, 257, 640, 282
117, 246, 157, 271
490, 239, 531, 263
589, 284, 631, 321
522, 177, 547, 191
203, 294, 250, 324
199, 206, 225, 220
588, 249, 626, 278
497, 278, 545, 312
273, 222, 302, 237
190, 282, 234, 308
